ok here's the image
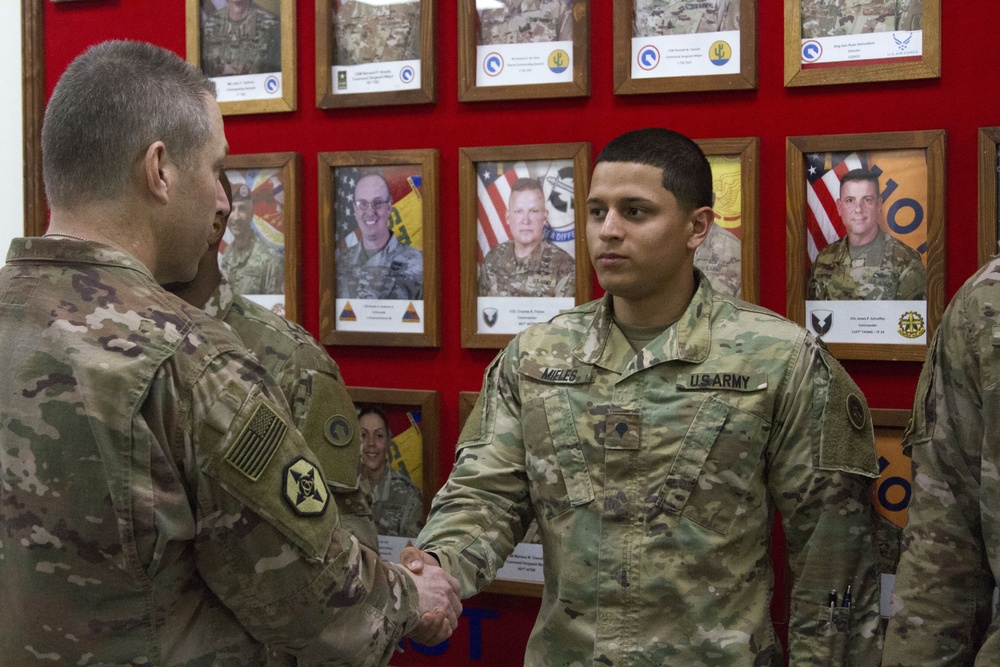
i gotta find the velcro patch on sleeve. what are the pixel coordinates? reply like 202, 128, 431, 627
817, 355, 878, 477
283, 456, 330, 517
225, 401, 288, 481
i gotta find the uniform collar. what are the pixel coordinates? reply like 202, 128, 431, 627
204, 273, 236, 319
5, 236, 155, 280
573, 271, 714, 373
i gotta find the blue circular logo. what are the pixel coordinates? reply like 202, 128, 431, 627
484, 52, 504, 77
801, 40, 823, 63
264, 75, 280, 94
637, 45, 660, 71
400, 66, 415, 83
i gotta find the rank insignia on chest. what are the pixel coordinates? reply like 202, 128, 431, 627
283, 456, 329, 517
678, 372, 768, 391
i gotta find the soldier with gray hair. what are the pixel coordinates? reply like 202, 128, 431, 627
0, 40, 459, 666
404, 127, 883, 664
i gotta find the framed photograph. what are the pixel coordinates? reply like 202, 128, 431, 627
613, 0, 756, 95
186, 0, 297, 115
870, 408, 911, 619
695, 137, 760, 304
786, 130, 946, 361
457, 0, 590, 102
978, 127, 1000, 267
458, 391, 543, 598
459, 142, 591, 349
784, 0, 940, 87
222, 152, 302, 323
318, 150, 440, 348
348, 387, 439, 562
316, 0, 435, 109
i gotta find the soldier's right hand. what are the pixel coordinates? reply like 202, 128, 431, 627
401, 562, 462, 646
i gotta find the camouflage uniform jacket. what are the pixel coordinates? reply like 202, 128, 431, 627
478, 0, 573, 45
201, 3, 281, 77
333, 0, 421, 66
221, 236, 285, 296
206, 276, 378, 552
694, 222, 742, 299
418, 274, 883, 666
371, 466, 425, 538
479, 239, 575, 298
807, 230, 927, 301
883, 257, 1000, 664
337, 234, 423, 300
0, 238, 419, 666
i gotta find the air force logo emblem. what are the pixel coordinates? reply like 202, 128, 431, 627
482, 308, 499, 328
283, 457, 329, 517
811, 309, 833, 336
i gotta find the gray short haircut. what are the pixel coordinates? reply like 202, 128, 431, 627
42, 40, 217, 208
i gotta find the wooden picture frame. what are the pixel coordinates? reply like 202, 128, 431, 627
318, 149, 440, 348
348, 387, 439, 563
613, 0, 756, 95
186, 0, 297, 115
457, 0, 589, 102
978, 127, 1000, 267
222, 152, 302, 323
459, 142, 591, 349
696, 136, 761, 304
784, 0, 940, 88
786, 130, 946, 361
315, 0, 436, 109
458, 390, 543, 598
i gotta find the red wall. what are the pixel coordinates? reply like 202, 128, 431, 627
42, 2, 995, 664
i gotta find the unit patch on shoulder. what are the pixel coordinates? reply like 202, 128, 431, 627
846, 393, 867, 431
324, 414, 353, 447
283, 457, 329, 517
226, 402, 287, 481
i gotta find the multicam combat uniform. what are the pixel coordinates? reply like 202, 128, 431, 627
201, 2, 281, 77
333, 0, 421, 66
883, 256, 1000, 664
221, 235, 284, 296
419, 273, 883, 665
337, 235, 423, 300
0, 238, 420, 666
694, 222, 742, 299
205, 276, 378, 552
478, 0, 573, 45
807, 229, 927, 300
372, 467, 425, 538
479, 239, 575, 298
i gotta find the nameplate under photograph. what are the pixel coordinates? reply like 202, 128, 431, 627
459, 143, 591, 349
787, 131, 946, 361
319, 150, 440, 348
316, 0, 435, 108
186, 0, 297, 114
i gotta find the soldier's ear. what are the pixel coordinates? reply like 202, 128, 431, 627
687, 206, 713, 251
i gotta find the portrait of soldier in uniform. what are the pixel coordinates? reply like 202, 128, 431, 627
477, 0, 573, 46
332, 0, 421, 66
479, 177, 575, 298
219, 179, 285, 295
800, 0, 922, 38
359, 405, 424, 538
336, 172, 424, 300
633, 0, 740, 38
200, 0, 281, 77
808, 168, 926, 301
693, 154, 743, 299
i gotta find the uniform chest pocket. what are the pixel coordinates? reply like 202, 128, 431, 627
656, 395, 770, 534
522, 389, 595, 519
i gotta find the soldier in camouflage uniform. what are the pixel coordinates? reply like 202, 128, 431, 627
333, 0, 421, 66
478, 0, 573, 45
404, 129, 882, 665
337, 173, 423, 300
201, 0, 281, 77
694, 221, 742, 298
0, 40, 459, 665
479, 178, 575, 298
359, 405, 425, 538
220, 181, 285, 295
882, 256, 1000, 664
808, 169, 927, 301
